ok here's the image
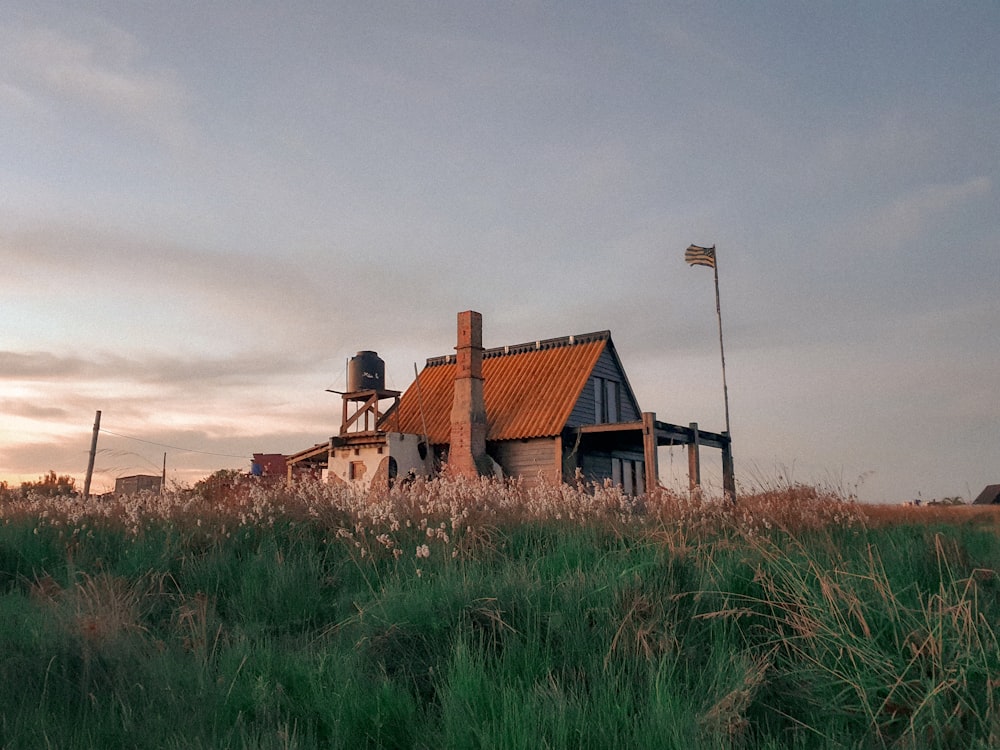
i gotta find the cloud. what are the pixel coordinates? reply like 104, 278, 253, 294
0, 348, 328, 389
0, 19, 190, 144
0, 399, 69, 420
1, 219, 351, 354
0, 351, 90, 379
0, 80, 38, 112
818, 114, 937, 181
859, 177, 992, 250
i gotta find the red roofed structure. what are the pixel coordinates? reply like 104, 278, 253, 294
286, 311, 734, 496
380, 313, 733, 495
252, 453, 287, 479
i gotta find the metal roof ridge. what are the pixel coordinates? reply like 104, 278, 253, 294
424, 329, 610, 367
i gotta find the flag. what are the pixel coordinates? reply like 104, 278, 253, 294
685, 244, 716, 268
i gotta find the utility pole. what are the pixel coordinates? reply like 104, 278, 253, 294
83, 410, 101, 500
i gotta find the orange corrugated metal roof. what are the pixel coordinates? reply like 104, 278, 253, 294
388, 332, 609, 443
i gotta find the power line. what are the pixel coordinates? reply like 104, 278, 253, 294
99, 428, 250, 460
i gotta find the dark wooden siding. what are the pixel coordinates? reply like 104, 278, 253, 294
580, 452, 613, 483
565, 349, 641, 428
579, 449, 645, 490
490, 438, 559, 488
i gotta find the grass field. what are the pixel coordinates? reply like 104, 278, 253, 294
1, 477, 998, 749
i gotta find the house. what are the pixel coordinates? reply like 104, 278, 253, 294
114, 474, 162, 495
972, 485, 1000, 505
285, 311, 733, 496
382, 311, 732, 494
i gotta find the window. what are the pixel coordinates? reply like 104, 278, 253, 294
594, 377, 621, 424
606, 379, 620, 422
612, 457, 645, 496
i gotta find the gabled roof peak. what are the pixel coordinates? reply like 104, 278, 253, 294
426, 330, 611, 367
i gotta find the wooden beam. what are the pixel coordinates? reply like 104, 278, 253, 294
577, 421, 643, 434
650, 421, 729, 449
576, 420, 729, 450
641, 412, 658, 494
342, 393, 380, 432
652, 424, 692, 443
690, 430, 729, 450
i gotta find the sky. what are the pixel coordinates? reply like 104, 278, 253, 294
2, 2, 998, 502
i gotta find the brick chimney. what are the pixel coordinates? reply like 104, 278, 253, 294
449, 310, 487, 478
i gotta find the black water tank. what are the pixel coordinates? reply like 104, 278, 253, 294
347, 351, 385, 391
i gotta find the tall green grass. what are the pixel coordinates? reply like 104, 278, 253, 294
1, 478, 998, 748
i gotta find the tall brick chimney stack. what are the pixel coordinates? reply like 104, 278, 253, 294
449, 310, 487, 478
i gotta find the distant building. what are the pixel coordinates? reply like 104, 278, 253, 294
972, 484, 1000, 505
251, 453, 288, 479
114, 474, 162, 495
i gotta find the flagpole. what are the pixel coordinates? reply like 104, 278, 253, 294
685, 243, 736, 502
711, 247, 731, 438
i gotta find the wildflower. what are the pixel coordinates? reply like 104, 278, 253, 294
416, 544, 430, 559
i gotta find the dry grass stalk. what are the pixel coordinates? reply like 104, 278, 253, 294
699, 653, 772, 742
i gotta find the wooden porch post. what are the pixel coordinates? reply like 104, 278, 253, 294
687, 421, 701, 494
642, 412, 659, 494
